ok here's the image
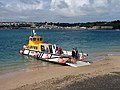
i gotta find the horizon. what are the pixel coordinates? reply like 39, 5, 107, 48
0, 0, 120, 23
0, 20, 120, 23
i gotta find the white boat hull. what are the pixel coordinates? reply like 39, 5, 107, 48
66, 61, 91, 67
20, 49, 90, 67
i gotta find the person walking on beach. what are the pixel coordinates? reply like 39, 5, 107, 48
75, 47, 79, 59
72, 48, 76, 58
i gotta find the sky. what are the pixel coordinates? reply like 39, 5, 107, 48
0, 0, 120, 23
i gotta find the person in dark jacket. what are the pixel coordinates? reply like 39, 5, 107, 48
72, 48, 76, 58
71, 48, 76, 63
75, 47, 79, 59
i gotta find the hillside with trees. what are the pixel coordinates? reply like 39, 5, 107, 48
0, 20, 120, 30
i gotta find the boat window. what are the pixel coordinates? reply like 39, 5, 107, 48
37, 38, 39, 41
30, 46, 34, 49
30, 46, 32, 49
34, 47, 37, 50
41, 45, 45, 51
30, 46, 37, 50
36, 47, 38, 50
53, 45, 55, 49
30, 38, 32, 41
33, 38, 36, 41
40, 38, 43, 41
49, 45, 53, 53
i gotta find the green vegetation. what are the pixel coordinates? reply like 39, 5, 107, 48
79, 20, 120, 29
47, 20, 120, 29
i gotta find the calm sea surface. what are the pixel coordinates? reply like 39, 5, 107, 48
0, 29, 120, 74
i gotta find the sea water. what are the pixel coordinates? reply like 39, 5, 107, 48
0, 29, 120, 74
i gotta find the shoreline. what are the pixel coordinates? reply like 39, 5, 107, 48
0, 28, 119, 30
0, 55, 120, 90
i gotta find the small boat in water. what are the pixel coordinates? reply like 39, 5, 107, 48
20, 30, 90, 67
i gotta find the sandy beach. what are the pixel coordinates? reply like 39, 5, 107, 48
0, 55, 120, 90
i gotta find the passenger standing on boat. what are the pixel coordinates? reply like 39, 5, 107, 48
46, 47, 49, 54
58, 47, 63, 55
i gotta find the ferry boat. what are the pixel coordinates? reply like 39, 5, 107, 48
20, 30, 90, 67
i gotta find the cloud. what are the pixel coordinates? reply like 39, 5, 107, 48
110, 0, 120, 13
0, 2, 4, 7
0, 0, 120, 22
3, 0, 45, 11
50, 0, 120, 17
0, 0, 51, 22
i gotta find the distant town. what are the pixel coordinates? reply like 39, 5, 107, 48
0, 20, 120, 30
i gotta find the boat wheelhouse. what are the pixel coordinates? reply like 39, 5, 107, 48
27, 35, 56, 53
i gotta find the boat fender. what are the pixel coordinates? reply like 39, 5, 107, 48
45, 54, 49, 60
20, 50, 24, 55
81, 55, 86, 61
34, 52, 39, 57
57, 58, 65, 63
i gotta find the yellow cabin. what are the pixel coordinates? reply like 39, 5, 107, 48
27, 35, 55, 53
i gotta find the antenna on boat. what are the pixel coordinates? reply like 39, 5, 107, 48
33, 29, 36, 36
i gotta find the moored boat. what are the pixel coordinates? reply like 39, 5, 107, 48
20, 30, 90, 67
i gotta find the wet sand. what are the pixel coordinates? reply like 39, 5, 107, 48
0, 55, 120, 90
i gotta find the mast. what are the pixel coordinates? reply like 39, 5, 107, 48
33, 30, 36, 36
